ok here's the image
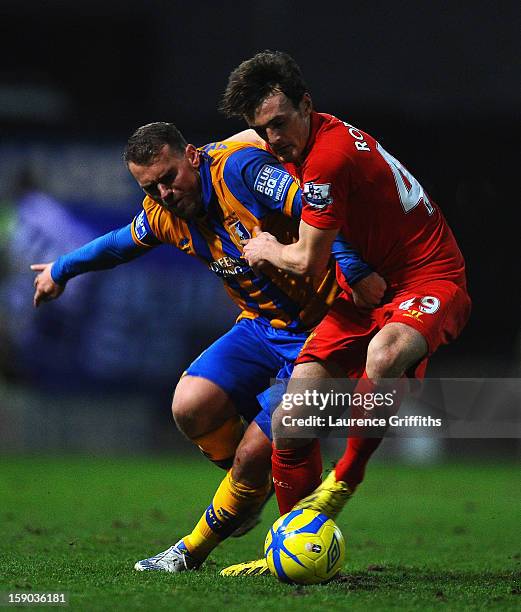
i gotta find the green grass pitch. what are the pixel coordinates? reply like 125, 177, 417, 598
1, 455, 519, 610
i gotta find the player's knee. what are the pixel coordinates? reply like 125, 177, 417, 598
366, 326, 427, 379
366, 339, 401, 379
172, 375, 235, 439
171, 392, 199, 437
270, 406, 308, 450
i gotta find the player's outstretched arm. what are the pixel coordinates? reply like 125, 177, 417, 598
30, 223, 152, 308
31, 262, 64, 307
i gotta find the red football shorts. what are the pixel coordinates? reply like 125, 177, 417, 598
296, 279, 471, 377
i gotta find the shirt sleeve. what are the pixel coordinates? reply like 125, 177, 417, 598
301, 149, 349, 230
130, 206, 163, 247
223, 147, 300, 218
331, 232, 373, 286
51, 223, 152, 285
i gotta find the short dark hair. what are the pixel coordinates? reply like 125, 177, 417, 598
220, 50, 308, 120
123, 122, 187, 165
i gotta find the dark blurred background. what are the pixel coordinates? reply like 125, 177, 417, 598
0, 0, 519, 456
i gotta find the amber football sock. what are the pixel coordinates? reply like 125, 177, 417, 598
192, 415, 244, 470
182, 470, 270, 561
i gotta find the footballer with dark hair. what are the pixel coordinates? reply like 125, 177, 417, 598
220, 50, 471, 576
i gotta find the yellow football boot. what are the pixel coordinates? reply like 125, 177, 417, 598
220, 557, 270, 577
292, 470, 353, 519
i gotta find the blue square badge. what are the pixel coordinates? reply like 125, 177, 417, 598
254, 165, 292, 202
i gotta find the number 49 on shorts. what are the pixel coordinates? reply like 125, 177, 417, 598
399, 296, 440, 314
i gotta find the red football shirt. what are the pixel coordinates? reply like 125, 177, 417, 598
284, 112, 467, 293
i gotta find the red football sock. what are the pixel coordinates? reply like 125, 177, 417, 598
334, 372, 405, 489
272, 439, 322, 515
334, 435, 382, 490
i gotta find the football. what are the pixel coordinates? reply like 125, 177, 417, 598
264, 508, 345, 584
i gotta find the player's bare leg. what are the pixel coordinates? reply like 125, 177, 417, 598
228, 421, 275, 537
135, 422, 273, 572
270, 361, 346, 514
173, 374, 275, 536
364, 322, 427, 380
180, 422, 272, 560
299, 322, 428, 518
221, 325, 429, 577
135, 374, 275, 573
221, 362, 337, 578
173, 374, 275, 534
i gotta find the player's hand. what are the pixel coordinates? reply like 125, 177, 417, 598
242, 226, 280, 272
351, 271, 387, 309
31, 262, 64, 307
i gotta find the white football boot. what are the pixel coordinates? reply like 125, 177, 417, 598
134, 539, 200, 572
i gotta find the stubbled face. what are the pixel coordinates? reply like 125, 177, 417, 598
248, 92, 312, 164
129, 144, 203, 220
